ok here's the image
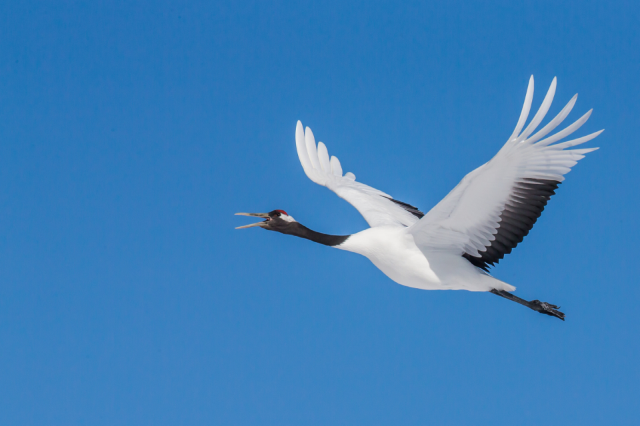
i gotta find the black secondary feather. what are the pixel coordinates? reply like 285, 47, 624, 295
463, 178, 561, 271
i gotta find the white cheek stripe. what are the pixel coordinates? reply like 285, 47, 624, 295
281, 214, 296, 223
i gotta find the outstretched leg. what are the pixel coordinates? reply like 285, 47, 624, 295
490, 289, 565, 321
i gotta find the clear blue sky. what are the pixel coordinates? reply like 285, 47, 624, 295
0, 1, 638, 425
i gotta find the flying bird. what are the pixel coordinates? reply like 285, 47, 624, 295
236, 77, 602, 320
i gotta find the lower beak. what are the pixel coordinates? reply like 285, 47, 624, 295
235, 212, 270, 229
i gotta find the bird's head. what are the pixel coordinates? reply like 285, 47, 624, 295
235, 210, 297, 233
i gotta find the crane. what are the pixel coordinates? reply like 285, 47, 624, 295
236, 77, 603, 320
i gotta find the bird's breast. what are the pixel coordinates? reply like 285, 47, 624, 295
336, 227, 442, 289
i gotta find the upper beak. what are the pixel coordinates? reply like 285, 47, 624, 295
235, 212, 270, 229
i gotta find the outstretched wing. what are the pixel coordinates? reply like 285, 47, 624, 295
295, 121, 423, 228
409, 76, 602, 270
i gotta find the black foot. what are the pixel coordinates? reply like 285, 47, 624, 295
530, 300, 565, 321
490, 289, 566, 321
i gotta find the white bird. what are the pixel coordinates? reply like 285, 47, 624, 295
236, 77, 602, 320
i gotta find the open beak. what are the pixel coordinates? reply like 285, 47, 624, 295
235, 212, 270, 229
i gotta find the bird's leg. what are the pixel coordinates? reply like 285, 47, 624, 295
490, 289, 565, 321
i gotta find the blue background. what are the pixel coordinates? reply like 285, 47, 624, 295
0, 1, 638, 424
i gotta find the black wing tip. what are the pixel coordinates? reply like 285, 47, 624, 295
463, 253, 495, 272
384, 196, 425, 219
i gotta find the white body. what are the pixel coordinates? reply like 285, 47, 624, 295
294, 77, 602, 293
338, 226, 513, 291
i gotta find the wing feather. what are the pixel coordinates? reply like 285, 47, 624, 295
330, 156, 343, 177
317, 142, 331, 173
508, 76, 535, 142
295, 123, 313, 171
304, 127, 322, 170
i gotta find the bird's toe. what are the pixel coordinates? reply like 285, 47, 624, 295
531, 300, 565, 321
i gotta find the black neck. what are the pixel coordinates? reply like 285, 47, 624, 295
284, 222, 350, 247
